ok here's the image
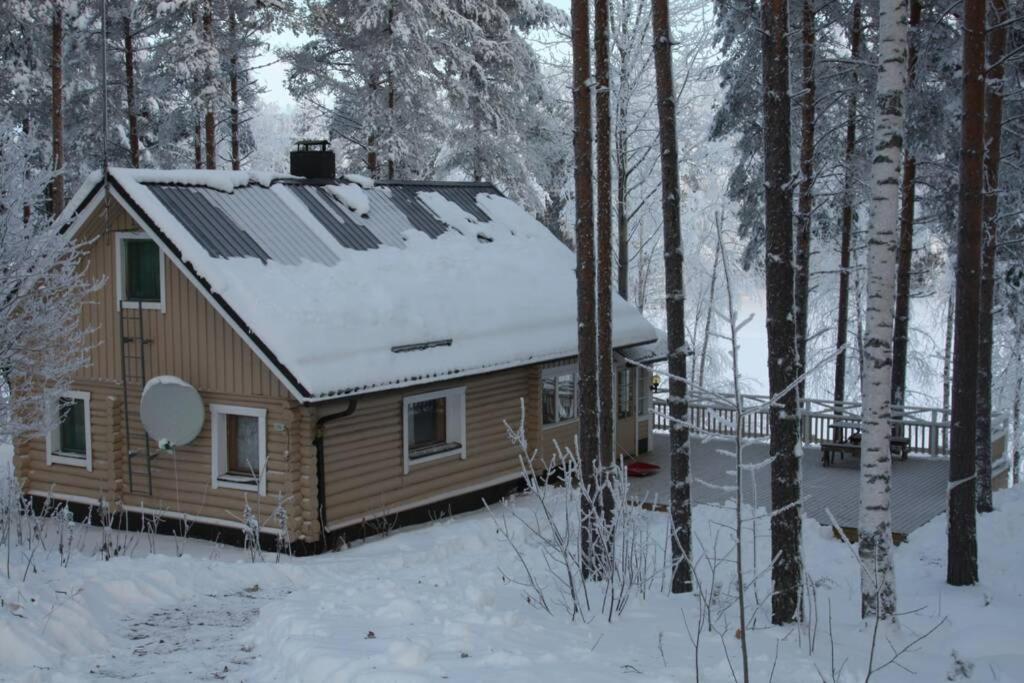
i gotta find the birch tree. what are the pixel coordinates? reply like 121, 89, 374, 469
858, 0, 908, 621
0, 123, 94, 442
652, 0, 692, 594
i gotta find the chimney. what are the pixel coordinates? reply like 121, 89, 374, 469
290, 140, 336, 180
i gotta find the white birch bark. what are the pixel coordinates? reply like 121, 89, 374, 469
859, 0, 907, 621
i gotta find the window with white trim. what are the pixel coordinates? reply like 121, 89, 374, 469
210, 404, 266, 494
46, 391, 92, 470
617, 367, 634, 418
637, 369, 651, 417
116, 233, 164, 310
403, 387, 466, 472
542, 366, 577, 426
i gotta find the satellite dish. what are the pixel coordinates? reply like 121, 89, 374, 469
140, 376, 204, 448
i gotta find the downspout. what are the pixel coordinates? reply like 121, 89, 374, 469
314, 399, 358, 546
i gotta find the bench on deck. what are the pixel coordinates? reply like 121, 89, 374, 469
823, 432, 913, 471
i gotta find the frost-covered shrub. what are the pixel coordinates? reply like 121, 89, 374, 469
489, 403, 665, 622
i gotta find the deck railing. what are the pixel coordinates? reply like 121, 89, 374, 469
652, 394, 1008, 457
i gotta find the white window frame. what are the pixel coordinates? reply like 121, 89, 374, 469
210, 404, 267, 495
402, 387, 467, 474
636, 368, 652, 418
45, 390, 93, 471
541, 364, 578, 428
116, 232, 165, 312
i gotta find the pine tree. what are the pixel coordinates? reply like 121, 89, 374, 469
652, 0, 691, 595
794, 0, 816, 400
975, 0, 1009, 514
833, 0, 863, 409
595, 0, 616, 544
890, 0, 921, 411
947, 0, 986, 588
570, 0, 600, 580
761, 0, 802, 624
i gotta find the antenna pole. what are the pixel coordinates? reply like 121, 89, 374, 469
101, 0, 109, 177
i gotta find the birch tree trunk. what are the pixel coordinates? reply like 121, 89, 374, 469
794, 0, 816, 400
891, 0, 920, 411
570, 0, 600, 580
947, 0, 985, 588
858, 0, 907, 621
975, 0, 1008, 514
833, 0, 862, 411
123, 13, 140, 168
652, 0, 692, 594
50, 4, 64, 216
762, 0, 802, 624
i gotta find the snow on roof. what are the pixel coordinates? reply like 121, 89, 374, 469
74, 168, 661, 400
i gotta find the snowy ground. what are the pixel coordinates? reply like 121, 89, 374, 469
1, 441, 1022, 682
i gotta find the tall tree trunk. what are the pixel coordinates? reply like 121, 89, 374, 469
794, 0, 816, 400
942, 292, 954, 415
615, 34, 630, 300
570, 0, 600, 580
891, 0, 921, 413
833, 0, 862, 411
387, 81, 395, 180
194, 121, 202, 169
975, 0, 1007, 514
595, 0, 616, 571
762, 0, 802, 624
859, 0, 907, 621
50, 4, 64, 216
947, 0, 985, 588
203, 1, 216, 170
652, 0, 691, 594
22, 117, 32, 223
123, 14, 140, 168
616, 122, 629, 299
698, 227, 722, 388
229, 9, 241, 171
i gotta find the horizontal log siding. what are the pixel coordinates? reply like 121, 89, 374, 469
19, 379, 307, 537
71, 200, 290, 398
320, 367, 534, 528
17, 200, 306, 537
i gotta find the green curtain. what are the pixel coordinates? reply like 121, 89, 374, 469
125, 240, 160, 301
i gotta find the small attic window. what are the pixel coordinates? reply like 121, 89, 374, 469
117, 233, 164, 311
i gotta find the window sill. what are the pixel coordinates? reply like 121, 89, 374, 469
542, 418, 578, 430
215, 474, 260, 492
48, 452, 90, 470
405, 443, 465, 471
119, 299, 164, 312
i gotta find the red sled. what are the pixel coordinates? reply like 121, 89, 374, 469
626, 461, 661, 477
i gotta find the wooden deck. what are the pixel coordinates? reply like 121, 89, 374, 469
628, 433, 951, 537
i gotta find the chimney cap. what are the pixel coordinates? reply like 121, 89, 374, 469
294, 139, 331, 152
290, 140, 336, 180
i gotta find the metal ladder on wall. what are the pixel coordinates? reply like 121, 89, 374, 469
119, 301, 155, 495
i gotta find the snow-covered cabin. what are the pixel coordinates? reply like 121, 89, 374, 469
15, 143, 663, 551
